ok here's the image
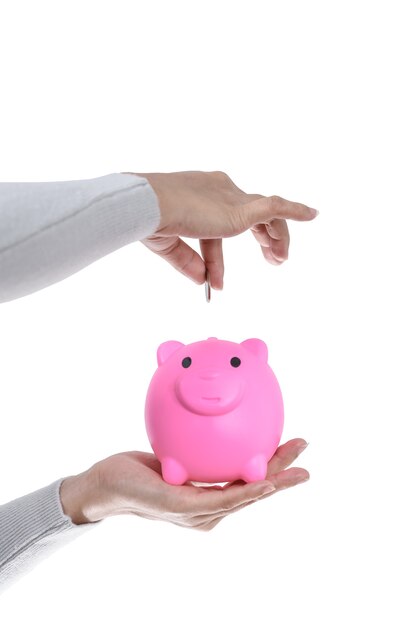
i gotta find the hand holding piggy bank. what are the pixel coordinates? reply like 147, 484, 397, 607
145, 337, 284, 485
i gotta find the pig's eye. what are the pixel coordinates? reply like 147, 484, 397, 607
182, 357, 192, 368
230, 357, 241, 368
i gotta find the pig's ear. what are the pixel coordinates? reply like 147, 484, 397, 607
157, 341, 185, 366
241, 338, 268, 362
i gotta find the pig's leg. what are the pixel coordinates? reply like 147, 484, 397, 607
241, 454, 268, 482
161, 457, 188, 485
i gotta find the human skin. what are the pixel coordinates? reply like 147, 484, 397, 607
61, 171, 316, 528
60, 439, 309, 530
135, 170, 318, 289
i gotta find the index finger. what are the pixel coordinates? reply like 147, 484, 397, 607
199, 238, 224, 290
246, 195, 318, 227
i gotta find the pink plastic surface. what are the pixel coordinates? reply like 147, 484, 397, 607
145, 337, 284, 485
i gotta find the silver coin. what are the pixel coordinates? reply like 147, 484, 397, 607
205, 270, 211, 303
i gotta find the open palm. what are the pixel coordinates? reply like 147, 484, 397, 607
84, 438, 309, 531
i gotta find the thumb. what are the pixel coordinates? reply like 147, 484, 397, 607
240, 195, 318, 230
143, 235, 206, 285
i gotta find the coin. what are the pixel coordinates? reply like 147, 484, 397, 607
205, 270, 211, 303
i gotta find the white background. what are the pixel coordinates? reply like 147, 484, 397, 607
1, 0, 417, 623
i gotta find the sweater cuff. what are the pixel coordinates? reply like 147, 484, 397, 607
0, 479, 95, 592
94, 173, 161, 242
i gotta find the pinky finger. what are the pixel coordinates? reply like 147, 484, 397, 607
251, 225, 283, 266
261, 245, 282, 266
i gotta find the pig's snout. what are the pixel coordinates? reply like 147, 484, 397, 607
198, 368, 221, 380
175, 368, 244, 416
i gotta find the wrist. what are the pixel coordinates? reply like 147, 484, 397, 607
130, 172, 179, 234
60, 470, 98, 525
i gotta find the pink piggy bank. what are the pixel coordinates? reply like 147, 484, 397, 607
145, 337, 284, 485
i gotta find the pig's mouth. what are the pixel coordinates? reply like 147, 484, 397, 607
202, 396, 221, 403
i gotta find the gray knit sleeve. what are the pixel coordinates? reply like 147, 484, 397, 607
0, 173, 160, 303
0, 480, 95, 593
0, 173, 161, 591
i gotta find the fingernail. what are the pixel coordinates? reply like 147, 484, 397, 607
298, 474, 310, 483
299, 441, 309, 452
261, 484, 276, 495
310, 208, 319, 217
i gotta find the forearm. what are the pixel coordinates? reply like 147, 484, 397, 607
0, 479, 94, 593
0, 173, 160, 303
